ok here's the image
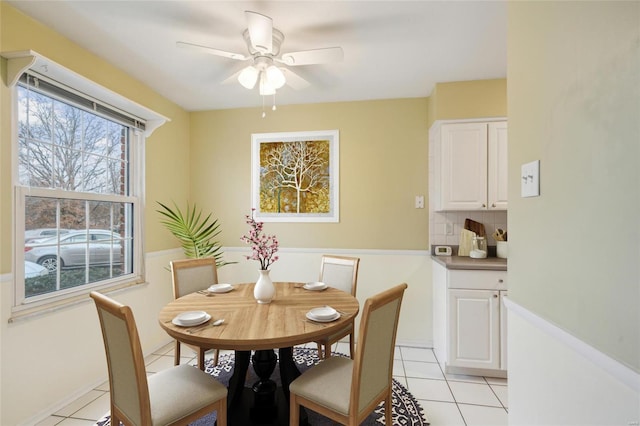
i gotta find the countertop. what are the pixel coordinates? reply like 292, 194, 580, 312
431, 255, 507, 271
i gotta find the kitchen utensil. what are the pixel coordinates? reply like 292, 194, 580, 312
173, 313, 211, 327
492, 228, 506, 241
174, 311, 208, 326
308, 306, 338, 320
458, 229, 476, 256
303, 282, 328, 291
496, 241, 508, 258
464, 218, 486, 237
208, 283, 233, 293
470, 235, 488, 258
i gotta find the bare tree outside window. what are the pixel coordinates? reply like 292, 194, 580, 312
17, 83, 133, 298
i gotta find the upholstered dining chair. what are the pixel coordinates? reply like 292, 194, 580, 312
170, 257, 220, 369
290, 283, 408, 426
90, 291, 227, 426
315, 255, 360, 359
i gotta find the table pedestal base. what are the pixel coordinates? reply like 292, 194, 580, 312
226, 348, 308, 426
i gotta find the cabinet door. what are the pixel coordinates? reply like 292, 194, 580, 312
500, 290, 508, 370
448, 289, 500, 369
440, 123, 488, 210
488, 121, 508, 210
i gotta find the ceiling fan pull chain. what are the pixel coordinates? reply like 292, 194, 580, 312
261, 96, 266, 118
272, 94, 277, 111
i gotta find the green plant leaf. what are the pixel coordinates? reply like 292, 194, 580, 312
156, 201, 235, 267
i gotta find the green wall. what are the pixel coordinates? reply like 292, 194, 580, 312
508, 0, 639, 371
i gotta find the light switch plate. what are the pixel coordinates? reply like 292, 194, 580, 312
521, 160, 540, 197
415, 195, 425, 209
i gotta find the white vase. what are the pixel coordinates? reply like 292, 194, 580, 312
254, 269, 275, 304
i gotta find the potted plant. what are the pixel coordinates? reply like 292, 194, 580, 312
157, 201, 233, 267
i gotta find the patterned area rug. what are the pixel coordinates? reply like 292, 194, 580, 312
96, 347, 429, 425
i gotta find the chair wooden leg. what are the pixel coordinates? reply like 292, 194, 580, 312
111, 405, 120, 426
324, 341, 331, 359
197, 348, 206, 371
174, 340, 181, 366
349, 332, 355, 359
316, 342, 324, 359
289, 394, 300, 426
385, 392, 392, 426
217, 397, 227, 426
213, 349, 220, 366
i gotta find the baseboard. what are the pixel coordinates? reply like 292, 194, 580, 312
396, 339, 433, 349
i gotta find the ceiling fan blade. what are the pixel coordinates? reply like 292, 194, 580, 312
220, 69, 243, 85
280, 47, 344, 66
176, 41, 248, 61
245, 11, 273, 53
280, 68, 310, 90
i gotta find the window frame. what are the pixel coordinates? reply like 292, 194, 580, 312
4, 51, 167, 319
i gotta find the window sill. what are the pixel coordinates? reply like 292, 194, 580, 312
8, 278, 148, 323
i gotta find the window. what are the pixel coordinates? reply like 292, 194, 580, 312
14, 72, 143, 309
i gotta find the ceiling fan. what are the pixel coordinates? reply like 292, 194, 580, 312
177, 11, 344, 98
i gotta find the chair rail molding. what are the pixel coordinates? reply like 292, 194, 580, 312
504, 297, 640, 392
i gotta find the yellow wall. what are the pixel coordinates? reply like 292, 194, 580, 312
0, 2, 190, 274
190, 99, 430, 251
0, 2, 509, 423
428, 78, 507, 128
0, 4, 191, 424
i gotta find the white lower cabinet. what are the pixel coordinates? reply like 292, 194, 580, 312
433, 261, 508, 377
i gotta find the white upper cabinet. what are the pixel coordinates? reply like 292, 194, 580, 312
488, 121, 508, 210
431, 120, 508, 211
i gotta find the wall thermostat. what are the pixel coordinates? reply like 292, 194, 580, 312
435, 245, 452, 256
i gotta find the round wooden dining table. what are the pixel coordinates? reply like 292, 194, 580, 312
158, 281, 359, 426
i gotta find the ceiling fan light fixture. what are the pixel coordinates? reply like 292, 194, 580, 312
259, 72, 276, 96
238, 65, 259, 89
265, 65, 286, 89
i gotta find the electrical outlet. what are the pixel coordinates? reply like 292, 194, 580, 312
521, 160, 540, 197
414, 195, 424, 209
445, 222, 454, 235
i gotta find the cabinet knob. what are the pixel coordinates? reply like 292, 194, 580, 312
493, 294, 499, 298
482, 203, 486, 208
498, 279, 504, 283
491, 203, 496, 208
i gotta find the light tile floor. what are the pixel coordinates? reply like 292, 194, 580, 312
36, 343, 508, 426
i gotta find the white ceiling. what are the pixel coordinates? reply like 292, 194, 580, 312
7, 1, 507, 112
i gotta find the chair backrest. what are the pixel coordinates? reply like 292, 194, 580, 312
90, 291, 151, 425
319, 255, 360, 296
351, 283, 408, 418
170, 257, 218, 299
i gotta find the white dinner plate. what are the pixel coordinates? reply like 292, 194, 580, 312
306, 311, 340, 323
308, 306, 338, 320
303, 282, 328, 291
208, 283, 234, 293
172, 312, 211, 327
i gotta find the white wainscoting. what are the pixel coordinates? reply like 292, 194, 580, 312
217, 246, 433, 348
506, 298, 640, 426
0, 246, 432, 425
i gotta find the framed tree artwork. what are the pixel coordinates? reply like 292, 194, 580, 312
251, 130, 339, 222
